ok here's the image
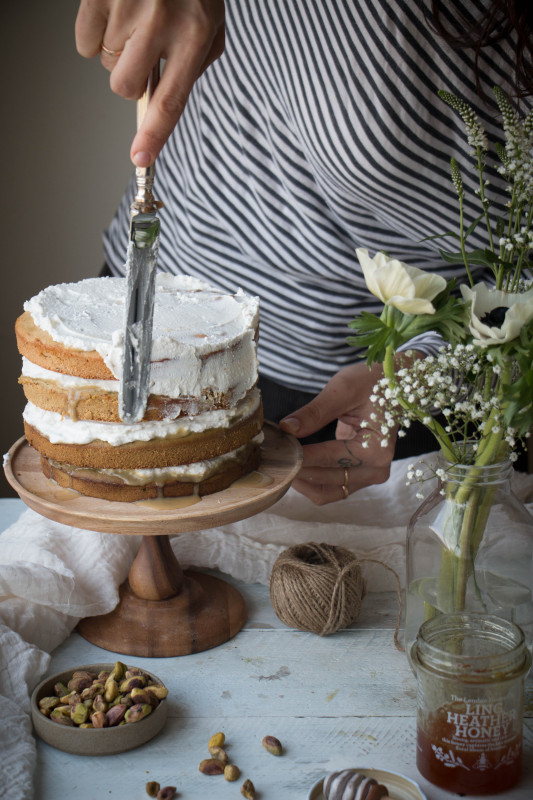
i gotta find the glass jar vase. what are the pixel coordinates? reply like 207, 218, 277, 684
412, 613, 531, 795
405, 458, 533, 661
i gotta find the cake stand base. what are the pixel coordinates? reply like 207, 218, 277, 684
4, 423, 302, 657
78, 572, 247, 657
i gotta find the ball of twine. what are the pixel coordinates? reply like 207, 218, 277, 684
269, 542, 366, 636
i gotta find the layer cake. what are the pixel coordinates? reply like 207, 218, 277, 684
15, 274, 263, 501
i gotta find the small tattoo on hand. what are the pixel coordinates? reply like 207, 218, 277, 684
338, 443, 362, 469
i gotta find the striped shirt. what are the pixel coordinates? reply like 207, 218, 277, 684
104, 0, 523, 394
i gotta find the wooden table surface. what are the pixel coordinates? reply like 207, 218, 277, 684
1, 498, 532, 800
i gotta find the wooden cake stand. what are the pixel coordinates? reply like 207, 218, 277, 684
4, 423, 302, 658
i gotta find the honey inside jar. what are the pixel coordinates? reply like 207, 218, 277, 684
417, 699, 522, 794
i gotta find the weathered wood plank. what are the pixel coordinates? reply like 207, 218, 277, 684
33, 715, 533, 800
46, 628, 417, 718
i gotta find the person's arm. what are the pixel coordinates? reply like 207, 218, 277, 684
75, 0, 225, 167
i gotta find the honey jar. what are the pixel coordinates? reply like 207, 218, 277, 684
411, 613, 531, 795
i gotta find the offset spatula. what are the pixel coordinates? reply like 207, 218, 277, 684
118, 61, 162, 423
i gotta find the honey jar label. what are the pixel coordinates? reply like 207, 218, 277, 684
417, 695, 522, 794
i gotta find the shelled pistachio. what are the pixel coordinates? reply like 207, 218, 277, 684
42, 662, 167, 729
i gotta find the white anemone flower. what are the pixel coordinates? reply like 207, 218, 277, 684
460, 282, 533, 346
356, 248, 446, 315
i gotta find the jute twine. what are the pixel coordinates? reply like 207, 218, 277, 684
269, 542, 403, 649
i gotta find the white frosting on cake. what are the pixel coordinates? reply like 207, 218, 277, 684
23, 389, 260, 446
23, 274, 259, 399
22, 357, 118, 391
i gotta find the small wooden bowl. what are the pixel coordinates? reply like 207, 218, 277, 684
30, 663, 168, 756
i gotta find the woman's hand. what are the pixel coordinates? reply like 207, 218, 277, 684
279, 361, 396, 505
75, 0, 225, 166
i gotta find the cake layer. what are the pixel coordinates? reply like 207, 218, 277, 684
17, 274, 259, 401
19, 359, 250, 422
23, 392, 263, 469
40, 437, 262, 502
16, 311, 114, 380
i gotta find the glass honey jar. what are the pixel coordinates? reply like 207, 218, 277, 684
411, 613, 531, 795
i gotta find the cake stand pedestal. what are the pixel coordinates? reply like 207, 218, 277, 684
4, 423, 302, 657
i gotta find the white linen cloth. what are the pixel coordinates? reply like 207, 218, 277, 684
1, 454, 533, 799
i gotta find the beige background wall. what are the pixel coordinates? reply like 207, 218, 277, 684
1, 1, 134, 496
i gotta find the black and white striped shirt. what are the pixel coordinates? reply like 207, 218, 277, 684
104, 0, 522, 394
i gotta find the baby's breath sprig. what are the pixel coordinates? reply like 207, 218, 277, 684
369, 346, 520, 465
406, 460, 447, 500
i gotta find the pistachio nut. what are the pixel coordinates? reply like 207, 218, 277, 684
130, 689, 157, 707
81, 683, 104, 700
240, 778, 256, 799
156, 787, 176, 800
145, 684, 168, 701
262, 735, 282, 756
51, 705, 72, 718
119, 675, 146, 693
79, 723, 94, 728
38, 696, 60, 713
208, 731, 225, 749
124, 703, 152, 724
121, 693, 135, 709
97, 670, 110, 682
50, 708, 75, 726
104, 678, 120, 703
92, 694, 107, 713
67, 675, 93, 693
145, 781, 160, 798
224, 764, 240, 782
208, 745, 228, 764
109, 693, 126, 708
90, 710, 108, 728
71, 703, 89, 725
106, 704, 127, 727
53, 682, 69, 697
125, 667, 143, 678
198, 758, 225, 776
108, 661, 127, 682
72, 670, 97, 681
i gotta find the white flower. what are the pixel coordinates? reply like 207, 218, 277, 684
356, 248, 446, 315
460, 282, 533, 346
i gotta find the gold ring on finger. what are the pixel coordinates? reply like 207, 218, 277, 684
101, 43, 124, 57
341, 467, 349, 499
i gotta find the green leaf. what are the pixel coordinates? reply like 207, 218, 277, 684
438, 247, 498, 269
422, 231, 461, 242
346, 313, 404, 365
464, 213, 484, 238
